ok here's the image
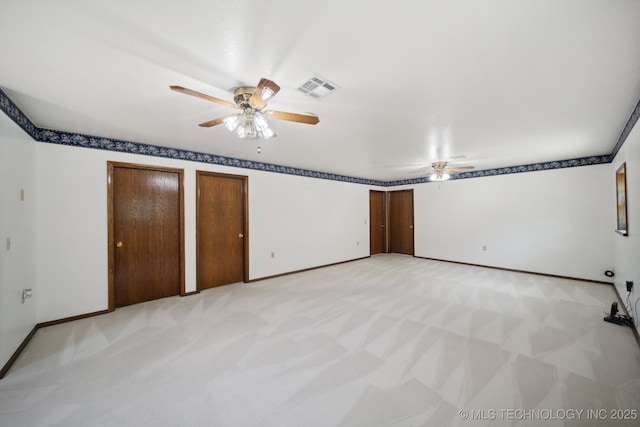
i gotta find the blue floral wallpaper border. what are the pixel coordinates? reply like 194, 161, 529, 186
36, 127, 386, 185
610, 96, 640, 160
0, 88, 633, 187
0, 88, 39, 140
387, 155, 612, 186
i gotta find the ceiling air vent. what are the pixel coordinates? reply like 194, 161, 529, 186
297, 74, 338, 100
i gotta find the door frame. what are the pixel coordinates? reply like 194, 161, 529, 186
196, 170, 249, 289
107, 161, 186, 311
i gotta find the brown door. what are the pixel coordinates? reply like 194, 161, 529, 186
389, 189, 414, 255
370, 190, 387, 254
108, 163, 184, 309
197, 171, 247, 290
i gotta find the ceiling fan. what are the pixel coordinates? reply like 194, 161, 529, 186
170, 78, 319, 140
411, 161, 475, 181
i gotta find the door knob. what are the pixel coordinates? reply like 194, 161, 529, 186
409, 225, 413, 229
239, 233, 244, 238
116, 241, 123, 247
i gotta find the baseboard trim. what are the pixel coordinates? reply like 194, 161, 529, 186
0, 309, 110, 380
2, 255, 624, 379
0, 325, 38, 380
415, 256, 613, 285
246, 256, 371, 283
36, 309, 111, 328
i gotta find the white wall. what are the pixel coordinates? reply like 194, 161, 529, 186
249, 172, 370, 278
612, 120, 640, 329
410, 164, 614, 282
34, 142, 370, 322
2, 103, 631, 366
0, 113, 37, 368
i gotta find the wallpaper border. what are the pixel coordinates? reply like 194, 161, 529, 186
0, 88, 633, 187
610, 97, 640, 160
0, 88, 39, 140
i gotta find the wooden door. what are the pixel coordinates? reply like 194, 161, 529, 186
108, 163, 184, 309
197, 171, 248, 289
389, 190, 414, 255
370, 190, 387, 254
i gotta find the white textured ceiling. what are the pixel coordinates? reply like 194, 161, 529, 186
1, 0, 640, 181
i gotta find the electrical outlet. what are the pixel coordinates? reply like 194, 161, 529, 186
271, 252, 275, 258
22, 288, 32, 304
627, 281, 634, 292
482, 245, 487, 251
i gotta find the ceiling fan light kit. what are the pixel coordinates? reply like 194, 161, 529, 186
430, 172, 451, 182
170, 78, 319, 141
223, 110, 277, 140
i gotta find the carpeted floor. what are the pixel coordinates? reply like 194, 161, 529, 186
1, 254, 639, 426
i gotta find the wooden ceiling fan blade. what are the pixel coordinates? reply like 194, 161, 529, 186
249, 78, 281, 109
199, 115, 233, 128
170, 85, 238, 109
267, 110, 319, 125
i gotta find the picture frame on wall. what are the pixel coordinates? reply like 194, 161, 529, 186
615, 163, 628, 236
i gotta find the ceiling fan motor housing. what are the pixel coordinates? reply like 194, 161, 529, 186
233, 86, 257, 108
432, 161, 448, 172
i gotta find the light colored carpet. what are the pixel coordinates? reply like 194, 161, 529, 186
1, 254, 639, 426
